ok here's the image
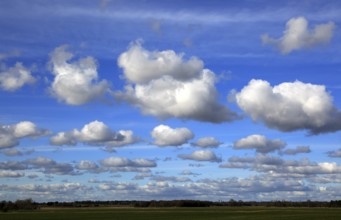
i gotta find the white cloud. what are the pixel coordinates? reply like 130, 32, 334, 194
118, 41, 203, 84
50, 120, 139, 147
221, 154, 341, 175
0, 62, 35, 91
327, 149, 341, 158
151, 124, 194, 147
233, 134, 286, 154
100, 157, 156, 168
178, 150, 222, 163
235, 79, 341, 134
191, 137, 222, 148
1, 148, 34, 157
26, 157, 75, 175
281, 146, 311, 155
115, 42, 238, 123
0, 170, 24, 178
261, 16, 335, 54
0, 121, 49, 149
49, 45, 110, 105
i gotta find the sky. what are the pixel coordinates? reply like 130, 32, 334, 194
1, 0, 341, 202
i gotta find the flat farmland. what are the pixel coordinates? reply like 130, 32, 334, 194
1, 207, 341, 220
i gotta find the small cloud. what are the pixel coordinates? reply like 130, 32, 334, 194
233, 134, 286, 154
327, 149, 341, 158
0, 170, 24, 178
100, 157, 157, 168
0, 121, 50, 149
281, 146, 311, 155
50, 120, 140, 147
178, 150, 222, 163
151, 124, 194, 147
48, 45, 110, 105
0, 62, 35, 91
261, 16, 335, 54
191, 137, 222, 148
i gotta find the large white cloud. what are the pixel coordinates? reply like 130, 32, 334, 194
151, 124, 194, 147
0, 121, 49, 149
261, 16, 335, 54
0, 62, 35, 91
233, 134, 286, 154
49, 45, 110, 105
178, 150, 222, 163
50, 120, 139, 147
235, 79, 341, 134
115, 42, 238, 123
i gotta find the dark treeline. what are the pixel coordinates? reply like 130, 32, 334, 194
2, 199, 341, 212
0, 199, 39, 212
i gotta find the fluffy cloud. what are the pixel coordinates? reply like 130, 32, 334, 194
49, 45, 110, 105
233, 134, 286, 154
100, 157, 156, 168
0, 170, 24, 178
0, 161, 27, 170
151, 124, 194, 147
26, 157, 75, 175
191, 137, 222, 148
0, 62, 35, 91
50, 120, 139, 147
261, 16, 335, 54
281, 146, 311, 155
178, 150, 222, 163
327, 149, 341, 158
220, 154, 341, 175
115, 42, 238, 123
0, 121, 49, 149
76, 160, 102, 173
235, 79, 341, 134
1, 148, 34, 157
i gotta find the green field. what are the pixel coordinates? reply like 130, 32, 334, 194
1, 207, 341, 220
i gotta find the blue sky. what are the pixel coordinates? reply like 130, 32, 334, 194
1, 0, 341, 202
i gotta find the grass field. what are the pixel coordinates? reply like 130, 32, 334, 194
1, 207, 341, 220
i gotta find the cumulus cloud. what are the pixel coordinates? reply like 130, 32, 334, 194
50, 120, 139, 147
220, 154, 341, 175
49, 45, 110, 105
0, 170, 24, 178
233, 134, 286, 154
0, 121, 49, 149
0, 161, 27, 170
261, 16, 335, 54
281, 146, 311, 155
26, 157, 75, 175
0, 62, 35, 91
327, 149, 341, 158
178, 150, 222, 163
1, 148, 34, 157
191, 137, 222, 148
76, 160, 102, 173
100, 157, 156, 168
151, 124, 194, 147
150, 175, 192, 183
235, 79, 341, 134
114, 42, 238, 123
